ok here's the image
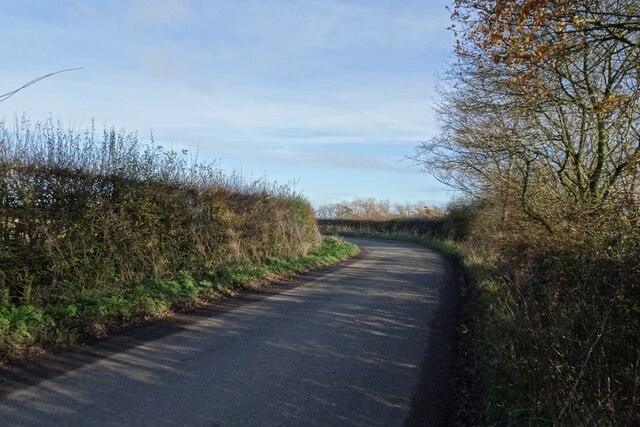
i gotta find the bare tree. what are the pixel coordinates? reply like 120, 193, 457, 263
316, 198, 441, 219
413, 0, 639, 228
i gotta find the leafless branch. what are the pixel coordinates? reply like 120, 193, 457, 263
0, 68, 83, 103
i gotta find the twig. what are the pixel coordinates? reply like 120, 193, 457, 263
0, 68, 83, 102
558, 301, 613, 420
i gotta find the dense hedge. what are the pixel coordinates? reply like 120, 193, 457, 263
317, 217, 447, 238
0, 117, 320, 307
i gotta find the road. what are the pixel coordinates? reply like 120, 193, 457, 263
0, 237, 456, 426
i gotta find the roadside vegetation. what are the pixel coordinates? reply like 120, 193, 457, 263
0, 116, 357, 362
321, 198, 638, 425
424, 1, 640, 424
316, 198, 451, 239
323, 1, 639, 423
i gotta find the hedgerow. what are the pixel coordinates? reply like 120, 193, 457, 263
0, 116, 337, 360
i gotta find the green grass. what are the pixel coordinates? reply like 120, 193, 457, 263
0, 237, 359, 362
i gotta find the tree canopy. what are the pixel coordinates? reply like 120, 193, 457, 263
413, 0, 639, 230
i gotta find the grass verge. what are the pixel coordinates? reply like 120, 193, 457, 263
0, 237, 358, 364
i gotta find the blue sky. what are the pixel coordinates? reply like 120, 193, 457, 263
1, 0, 455, 207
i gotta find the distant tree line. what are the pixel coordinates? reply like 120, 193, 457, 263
315, 198, 443, 220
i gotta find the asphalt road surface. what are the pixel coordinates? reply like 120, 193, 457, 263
0, 237, 456, 426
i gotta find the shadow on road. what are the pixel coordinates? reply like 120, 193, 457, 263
0, 238, 452, 426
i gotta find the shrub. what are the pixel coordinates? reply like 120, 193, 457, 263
0, 116, 320, 308
461, 203, 640, 425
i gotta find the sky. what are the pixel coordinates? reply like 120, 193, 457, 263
1, 0, 455, 207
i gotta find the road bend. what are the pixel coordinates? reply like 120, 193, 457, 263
0, 237, 456, 426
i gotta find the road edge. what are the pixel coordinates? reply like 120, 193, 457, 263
0, 248, 366, 397
399, 243, 484, 427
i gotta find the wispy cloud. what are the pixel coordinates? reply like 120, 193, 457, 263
254, 149, 417, 174
1, 0, 454, 205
